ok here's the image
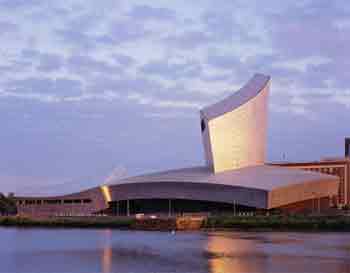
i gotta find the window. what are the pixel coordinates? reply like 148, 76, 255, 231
201, 119, 206, 132
44, 199, 61, 204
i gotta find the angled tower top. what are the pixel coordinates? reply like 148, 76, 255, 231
200, 73, 271, 173
201, 74, 270, 120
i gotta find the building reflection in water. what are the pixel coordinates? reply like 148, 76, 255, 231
206, 233, 268, 273
206, 232, 350, 273
101, 230, 112, 273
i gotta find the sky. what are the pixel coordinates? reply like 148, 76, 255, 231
0, 0, 350, 195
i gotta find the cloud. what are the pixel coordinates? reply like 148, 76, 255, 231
1, 0, 350, 194
127, 4, 176, 21
17, 49, 64, 72
37, 53, 63, 72
112, 54, 135, 67
106, 20, 151, 44
127, 92, 203, 109
88, 76, 163, 94
67, 55, 121, 75
330, 90, 350, 108
207, 52, 242, 70
164, 31, 211, 49
271, 56, 331, 73
1, 0, 348, 115
0, 20, 19, 34
0, 73, 209, 110
140, 59, 202, 79
21, 49, 40, 59
144, 111, 195, 119
0, 0, 43, 9
334, 18, 350, 30
55, 29, 97, 49
266, 1, 349, 58
4, 77, 83, 97
201, 11, 237, 42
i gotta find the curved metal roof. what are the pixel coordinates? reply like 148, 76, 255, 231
200, 73, 270, 121
110, 165, 338, 191
16, 165, 339, 211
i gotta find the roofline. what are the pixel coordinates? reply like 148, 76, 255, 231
200, 73, 270, 120
269, 160, 350, 167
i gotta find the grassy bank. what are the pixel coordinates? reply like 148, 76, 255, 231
3, 215, 350, 231
203, 215, 350, 231
0, 216, 135, 229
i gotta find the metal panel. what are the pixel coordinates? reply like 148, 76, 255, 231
200, 74, 270, 173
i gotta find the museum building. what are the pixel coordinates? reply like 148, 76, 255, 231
15, 74, 340, 216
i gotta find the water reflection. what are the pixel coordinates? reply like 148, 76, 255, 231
207, 233, 268, 273
101, 230, 112, 273
3, 228, 350, 273
206, 232, 350, 273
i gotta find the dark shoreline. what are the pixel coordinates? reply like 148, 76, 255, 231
0, 216, 134, 229
203, 215, 350, 232
2, 215, 350, 232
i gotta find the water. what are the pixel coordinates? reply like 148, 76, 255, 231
2, 228, 350, 273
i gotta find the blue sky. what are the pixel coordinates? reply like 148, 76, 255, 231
1, 0, 350, 195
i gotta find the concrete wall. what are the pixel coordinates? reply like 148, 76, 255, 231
16, 187, 107, 217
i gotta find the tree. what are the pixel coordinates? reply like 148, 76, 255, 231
0, 193, 17, 215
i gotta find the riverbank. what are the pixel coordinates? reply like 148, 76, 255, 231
0, 216, 134, 229
0, 216, 202, 230
2, 215, 350, 231
203, 215, 350, 231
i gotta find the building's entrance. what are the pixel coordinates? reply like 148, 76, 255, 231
105, 198, 256, 216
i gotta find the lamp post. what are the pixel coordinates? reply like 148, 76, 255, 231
311, 192, 321, 214
168, 199, 172, 217
312, 192, 316, 214
233, 200, 236, 216
126, 199, 130, 217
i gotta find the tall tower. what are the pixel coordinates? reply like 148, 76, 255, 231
200, 74, 270, 173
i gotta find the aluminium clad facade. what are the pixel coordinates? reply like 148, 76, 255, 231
15, 165, 339, 215
13, 73, 341, 216
200, 74, 270, 173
